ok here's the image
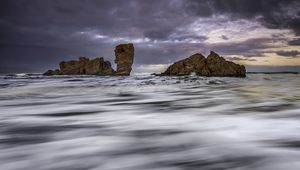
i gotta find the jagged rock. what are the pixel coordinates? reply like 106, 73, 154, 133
43, 43, 134, 76
114, 43, 134, 76
161, 51, 246, 77
85, 58, 114, 75
59, 57, 114, 75
162, 53, 210, 76
206, 51, 246, 77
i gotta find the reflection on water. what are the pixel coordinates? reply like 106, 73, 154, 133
0, 73, 300, 170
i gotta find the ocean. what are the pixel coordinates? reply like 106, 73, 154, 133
0, 73, 300, 170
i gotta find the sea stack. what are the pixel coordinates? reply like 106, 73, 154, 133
44, 43, 134, 76
161, 51, 246, 77
58, 57, 114, 75
114, 43, 134, 76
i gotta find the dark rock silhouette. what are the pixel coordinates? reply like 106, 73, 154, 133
115, 43, 134, 76
161, 51, 246, 77
58, 57, 114, 75
44, 43, 134, 76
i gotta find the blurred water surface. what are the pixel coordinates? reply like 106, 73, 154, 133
0, 73, 300, 170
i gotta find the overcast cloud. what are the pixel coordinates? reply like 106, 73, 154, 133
0, 0, 300, 73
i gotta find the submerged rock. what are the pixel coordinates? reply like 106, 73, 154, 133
161, 51, 246, 77
114, 43, 134, 76
44, 44, 134, 76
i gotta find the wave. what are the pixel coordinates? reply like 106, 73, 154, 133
0, 73, 300, 170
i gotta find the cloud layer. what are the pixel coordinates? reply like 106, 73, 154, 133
0, 0, 300, 73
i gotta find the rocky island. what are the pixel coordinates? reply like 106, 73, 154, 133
160, 51, 246, 77
44, 43, 134, 76
114, 43, 135, 75
44, 43, 245, 77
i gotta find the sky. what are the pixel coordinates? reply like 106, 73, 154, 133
0, 0, 300, 73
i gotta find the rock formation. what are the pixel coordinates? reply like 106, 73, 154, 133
58, 57, 114, 75
44, 69, 60, 76
161, 51, 246, 77
44, 43, 245, 77
114, 43, 134, 75
44, 43, 134, 76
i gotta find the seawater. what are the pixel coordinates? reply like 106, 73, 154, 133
0, 73, 300, 170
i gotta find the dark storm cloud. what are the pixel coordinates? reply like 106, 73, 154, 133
144, 30, 173, 40
0, 0, 190, 72
221, 35, 229, 40
209, 38, 274, 57
182, 0, 214, 17
0, 0, 299, 73
288, 38, 300, 46
183, 0, 300, 35
276, 50, 300, 57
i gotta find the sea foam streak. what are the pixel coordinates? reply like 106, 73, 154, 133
0, 73, 300, 170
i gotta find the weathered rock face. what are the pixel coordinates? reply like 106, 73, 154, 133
44, 69, 60, 76
59, 57, 114, 75
161, 51, 246, 77
162, 53, 210, 76
114, 43, 134, 76
206, 51, 246, 77
44, 44, 134, 76
44, 57, 114, 76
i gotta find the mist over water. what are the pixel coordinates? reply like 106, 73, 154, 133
0, 73, 300, 170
